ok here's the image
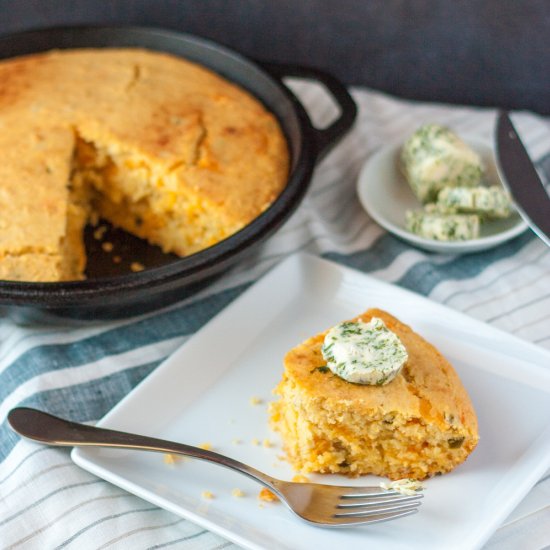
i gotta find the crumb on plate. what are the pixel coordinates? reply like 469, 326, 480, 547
93, 225, 107, 240
379, 478, 424, 496
258, 487, 279, 502
163, 453, 181, 465
291, 474, 310, 483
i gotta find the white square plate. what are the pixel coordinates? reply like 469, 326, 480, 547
72, 253, 550, 550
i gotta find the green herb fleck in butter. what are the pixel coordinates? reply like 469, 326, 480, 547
321, 318, 408, 385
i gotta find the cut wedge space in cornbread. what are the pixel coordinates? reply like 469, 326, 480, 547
270, 308, 479, 480
0, 48, 289, 281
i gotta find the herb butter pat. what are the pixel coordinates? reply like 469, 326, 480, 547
321, 318, 408, 385
406, 209, 480, 241
436, 185, 513, 219
401, 124, 484, 203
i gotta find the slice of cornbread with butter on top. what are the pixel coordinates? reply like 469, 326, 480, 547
401, 124, 484, 203
0, 48, 289, 281
270, 308, 479, 480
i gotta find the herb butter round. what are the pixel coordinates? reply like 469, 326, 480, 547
321, 317, 408, 385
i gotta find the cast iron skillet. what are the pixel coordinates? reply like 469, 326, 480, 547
0, 25, 357, 320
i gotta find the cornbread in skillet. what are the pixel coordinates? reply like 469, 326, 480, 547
0, 118, 88, 281
0, 48, 289, 281
270, 308, 479, 480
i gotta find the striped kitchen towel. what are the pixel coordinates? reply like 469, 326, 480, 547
1, 80, 549, 549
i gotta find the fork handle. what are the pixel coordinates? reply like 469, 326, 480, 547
8, 407, 279, 491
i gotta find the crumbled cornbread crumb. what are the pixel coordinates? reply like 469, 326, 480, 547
93, 225, 107, 240
198, 442, 212, 451
163, 453, 181, 465
291, 474, 310, 483
201, 490, 214, 500
249, 396, 263, 406
380, 478, 424, 496
130, 261, 145, 272
232, 438, 242, 445
251, 438, 260, 446
231, 488, 245, 498
258, 488, 278, 502
262, 439, 273, 448
101, 241, 114, 252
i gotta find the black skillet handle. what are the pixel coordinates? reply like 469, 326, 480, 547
259, 62, 357, 162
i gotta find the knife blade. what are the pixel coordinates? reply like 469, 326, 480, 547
495, 111, 550, 247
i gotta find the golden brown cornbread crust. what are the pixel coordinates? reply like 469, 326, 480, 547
270, 308, 479, 480
0, 48, 289, 281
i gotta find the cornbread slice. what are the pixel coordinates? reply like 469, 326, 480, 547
270, 308, 479, 480
0, 118, 89, 281
0, 48, 289, 281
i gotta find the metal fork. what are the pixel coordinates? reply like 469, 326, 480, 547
8, 407, 422, 527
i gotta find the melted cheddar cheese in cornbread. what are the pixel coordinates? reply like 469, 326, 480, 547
270, 308, 479, 480
0, 48, 289, 281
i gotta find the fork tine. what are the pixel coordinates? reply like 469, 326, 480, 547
334, 499, 420, 517
331, 508, 419, 526
338, 486, 402, 497
338, 493, 423, 508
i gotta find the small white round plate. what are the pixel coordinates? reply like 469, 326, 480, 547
356, 137, 528, 254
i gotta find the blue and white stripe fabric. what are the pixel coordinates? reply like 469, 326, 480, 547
1, 81, 549, 549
